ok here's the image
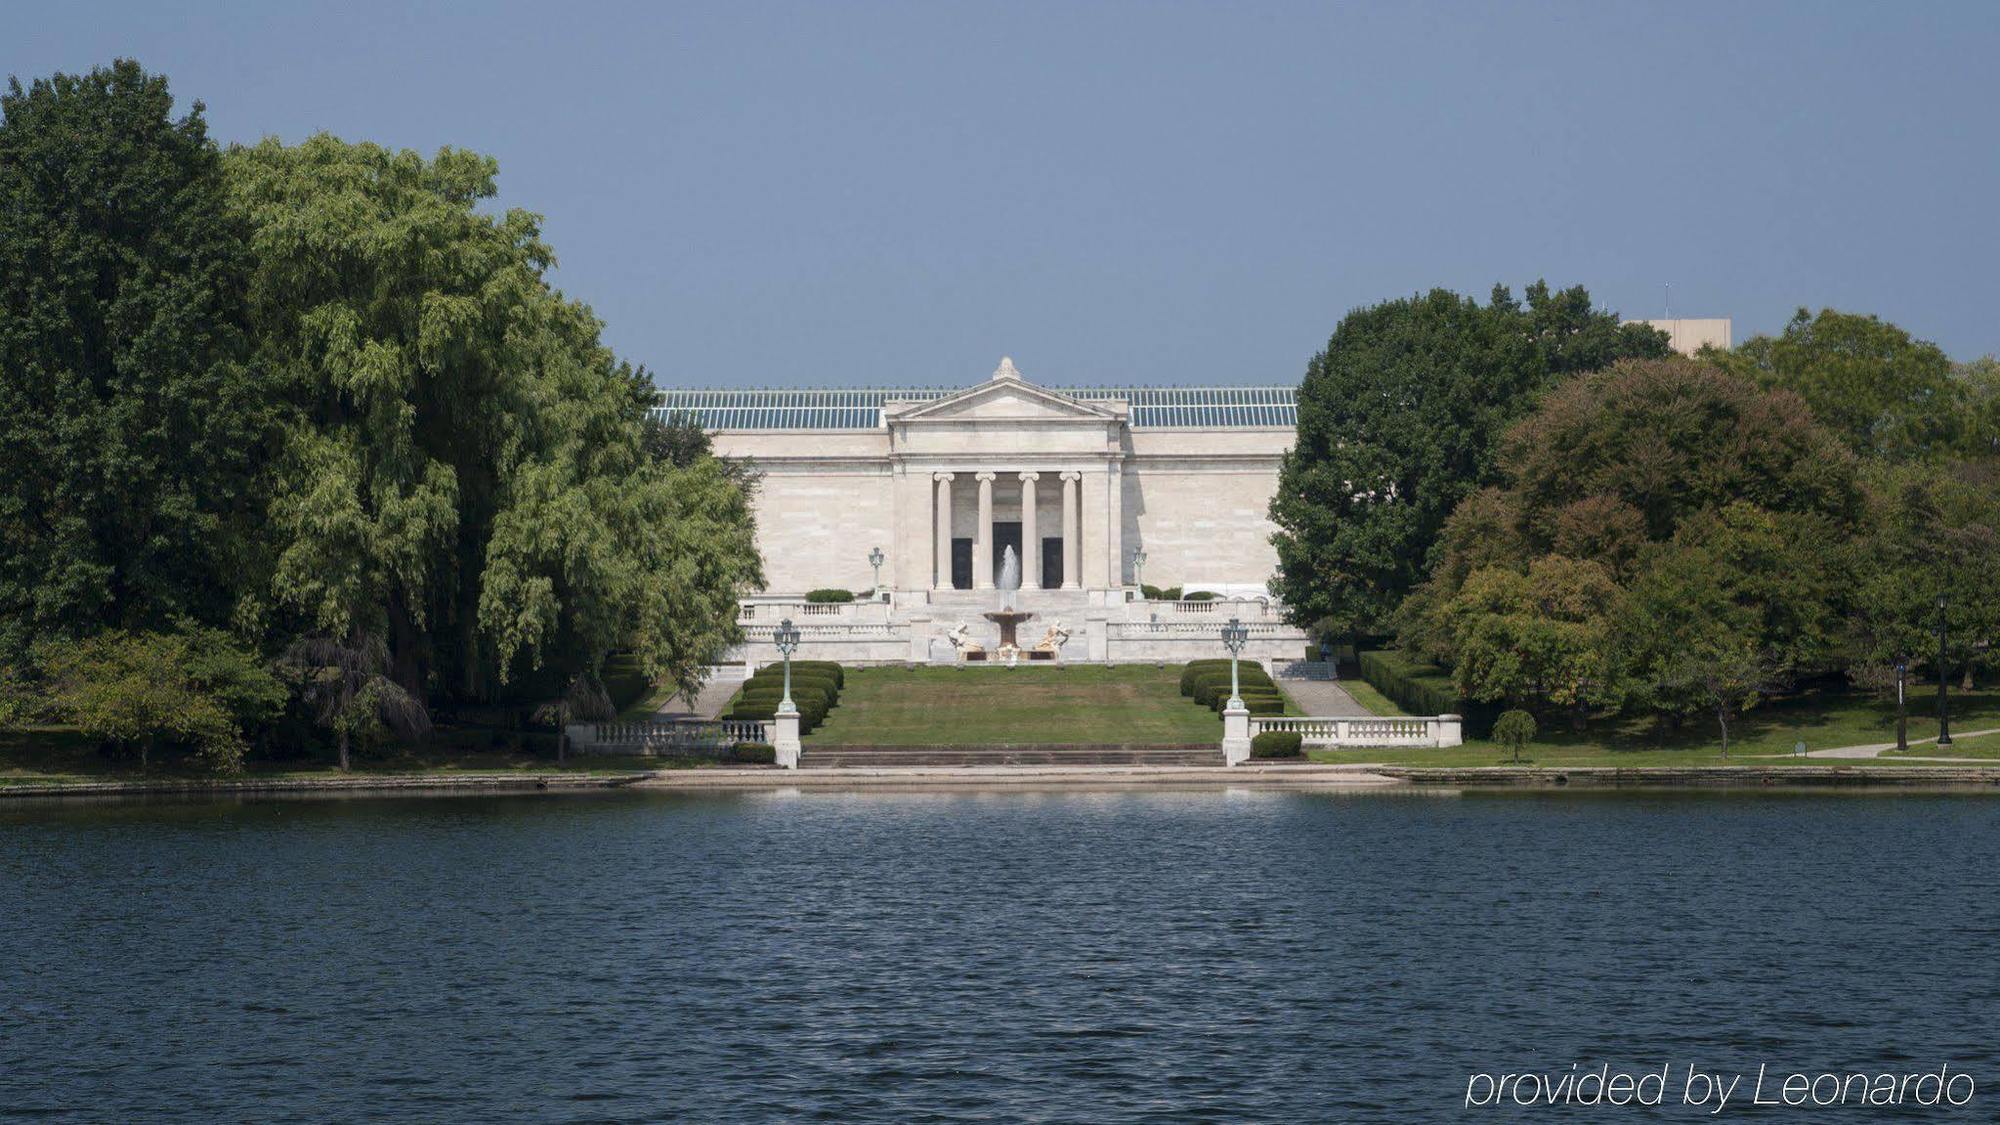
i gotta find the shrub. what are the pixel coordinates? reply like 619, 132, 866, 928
1493, 709, 1537, 763
729, 742, 776, 765
1141, 584, 1185, 601
35, 629, 283, 774
745, 674, 837, 701
803, 589, 854, 603
1250, 731, 1304, 758
1212, 690, 1284, 715
1190, 669, 1272, 707
1181, 590, 1219, 602
599, 652, 652, 713
794, 661, 845, 688
1358, 650, 1497, 737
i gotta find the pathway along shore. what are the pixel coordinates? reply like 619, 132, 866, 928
6, 762, 2000, 801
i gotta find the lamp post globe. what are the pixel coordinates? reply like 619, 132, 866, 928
1936, 593, 1952, 746
1220, 616, 1250, 709
773, 617, 802, 712
868, 546, 885, 593
1132, 549, 1147, 590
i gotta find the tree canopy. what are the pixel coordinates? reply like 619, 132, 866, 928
228, 135, 762, 705
1706, 308, 1965, 462
0, 61, 763, 771
1269, 283, 1668, 636
0, 60, 270, 655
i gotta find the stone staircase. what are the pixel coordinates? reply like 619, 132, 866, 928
801, 744, 1225, 768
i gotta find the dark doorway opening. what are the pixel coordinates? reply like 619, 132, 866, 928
951, 538, 973, 590
1041, 538, 1064, 589
993, 522, 1022, 581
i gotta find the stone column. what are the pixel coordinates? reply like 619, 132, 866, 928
974, 471, 996, 589
1019, 472, 1040, 589
933, 473, 954, 590
1060, 471, 1081, 589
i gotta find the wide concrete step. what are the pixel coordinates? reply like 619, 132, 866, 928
801, 744, 1225, 768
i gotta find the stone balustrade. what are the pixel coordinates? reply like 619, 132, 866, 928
566, 719, 774, 755
1249, 714, 1463, 749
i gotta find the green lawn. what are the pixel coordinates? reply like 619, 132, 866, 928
801, 664, 1222, 746
1308, 687, 2000, 767
0, 727, 666, 786
1337, 678, 1407, 717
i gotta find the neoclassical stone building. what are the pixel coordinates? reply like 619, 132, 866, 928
657, 358, 1310, 665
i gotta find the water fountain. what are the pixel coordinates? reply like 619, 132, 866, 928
982, 545, 1035, 665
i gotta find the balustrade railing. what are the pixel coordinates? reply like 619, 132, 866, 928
1249, 715, 1460, 748
573, 718, 773, 752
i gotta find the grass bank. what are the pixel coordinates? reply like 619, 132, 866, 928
800, 664, 1221, 746
1309, 689, 2000, 768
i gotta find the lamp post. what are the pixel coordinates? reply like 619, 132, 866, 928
1221, 616, 1249, 709
868, 546, 885, 593
1936, 593, 1952, 746
773, 616, 802, 713
1894, 656, 1910, 753
1132, 549, 1147, 590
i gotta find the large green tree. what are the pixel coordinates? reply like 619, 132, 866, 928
1706, 308, 1964, 462
227, 135, 760, 706
0, 61, 269, 654
1269, 283, 1667, 636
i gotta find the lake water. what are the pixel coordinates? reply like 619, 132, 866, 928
3, 788, 1997, 1121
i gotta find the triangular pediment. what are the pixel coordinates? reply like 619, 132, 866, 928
888, 377, 1122, 424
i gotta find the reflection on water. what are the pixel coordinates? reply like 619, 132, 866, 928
2, 790, 1996, 1121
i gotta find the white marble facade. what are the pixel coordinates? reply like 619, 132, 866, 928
667, 359, 1311, 665
702, 358, 1292, 596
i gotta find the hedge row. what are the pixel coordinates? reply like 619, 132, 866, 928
600, 652, 652, 714
724, 661, 848, 734
1356, 650, 1497, 738
803, 589, 854, 603
1250, 730, 1303, 758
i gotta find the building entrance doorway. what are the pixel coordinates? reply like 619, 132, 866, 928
993, 522, 1022, 582
950, 538, 973, 589
1041, 538, 1064, 589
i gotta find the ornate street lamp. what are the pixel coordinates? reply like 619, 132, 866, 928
868, 546, 886, 592
1132, 549, 1147, 590
773, 616, 802, 713
1220, 616, 1250, 709
1936, 593, 1952, 746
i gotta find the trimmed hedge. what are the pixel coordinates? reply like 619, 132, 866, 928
729, 742, 776, 765
1180, 660, 1272, 697
728, 661, 847, 734
1212, 692, 1284, 716
1356, 649, 1496, 738
600, 652, 652, 713
803, 588, 854, 603
1141, 584, 1184, 602
1181, 590, 1219, 602
1189, 671, 1272, 708
1250, 731, 1303, 758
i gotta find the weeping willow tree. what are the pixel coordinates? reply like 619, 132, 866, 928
228, 135, 761, 714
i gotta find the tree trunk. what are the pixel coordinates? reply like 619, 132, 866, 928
338, 729, 351, 772
141, 736, 152, 771
1963, 665, 1975, 692
1571, 698, 1588, 733
1716, 705, 1730, 758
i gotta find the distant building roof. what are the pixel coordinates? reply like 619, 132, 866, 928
654, 384, 1298, 430
1628, 317, 1733, 357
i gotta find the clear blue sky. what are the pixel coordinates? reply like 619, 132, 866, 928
13, 1, 1999, 386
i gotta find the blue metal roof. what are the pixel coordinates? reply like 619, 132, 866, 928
652, 385, 1297, 430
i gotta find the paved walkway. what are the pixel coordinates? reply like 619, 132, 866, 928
1275, 677, 1373, 717
650, 676, 742, 721
1801, 727, 2000, 761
